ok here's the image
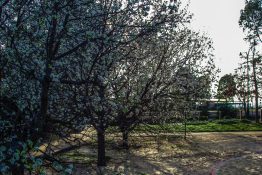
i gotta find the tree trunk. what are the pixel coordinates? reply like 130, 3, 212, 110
255, 90, 259, 123
252, 59, 259, 123
38, 74, 51, 135
243, 96, 247, 119
97, 130, 106, 168
184, 111, 187, 140
246, 50, 250, 120
12, 166, 24, 175
247, 102, 250, 119
37, 12, 59, 136
122, 130, 129, 149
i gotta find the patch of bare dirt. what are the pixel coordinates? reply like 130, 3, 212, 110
58, 132, 262, 175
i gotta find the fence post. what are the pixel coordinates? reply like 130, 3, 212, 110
260, 109, 262, 123
240, 110, 242, 120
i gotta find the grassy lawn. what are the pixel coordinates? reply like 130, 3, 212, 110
134, 119, 262, 133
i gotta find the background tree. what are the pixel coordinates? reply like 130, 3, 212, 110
217, 74, 237, 101
113, 29, 217, 147
239, 0, 262, 122
235, 56, 250, 118
216, 74, 237, 118
240, 0, 262, 43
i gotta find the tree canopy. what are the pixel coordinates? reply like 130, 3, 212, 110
240, 0, 262, 42
217, 74, 237, 101
0, 0, 217, 174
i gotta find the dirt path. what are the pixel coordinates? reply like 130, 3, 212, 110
59, 132, 262, 175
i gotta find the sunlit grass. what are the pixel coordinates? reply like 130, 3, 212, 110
134, 119, 262, 133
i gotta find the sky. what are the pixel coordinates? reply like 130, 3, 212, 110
187, 0, 248, 77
